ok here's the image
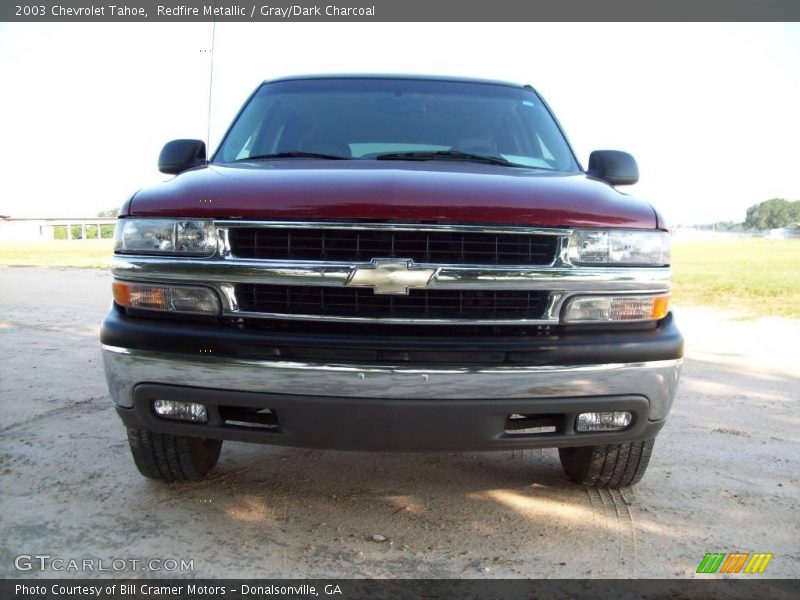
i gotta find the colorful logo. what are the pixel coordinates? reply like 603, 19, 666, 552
696, 552, 773, 574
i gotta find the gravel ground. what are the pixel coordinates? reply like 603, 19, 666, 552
0, 267, 798, 579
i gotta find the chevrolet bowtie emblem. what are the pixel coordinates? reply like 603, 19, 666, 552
346, 259, 438, 295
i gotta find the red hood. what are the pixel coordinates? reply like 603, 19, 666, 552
127, 160, 657, 229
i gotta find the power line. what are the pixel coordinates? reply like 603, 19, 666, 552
206, 12, 217, 150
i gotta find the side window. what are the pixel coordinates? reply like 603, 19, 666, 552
536, 135, 556, 161
234, 133, 256, 160
218, 94, 274, 162
220, 114, 265, 162
520, 103, 574, 170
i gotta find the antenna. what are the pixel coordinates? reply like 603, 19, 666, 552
206, 15, 217, 150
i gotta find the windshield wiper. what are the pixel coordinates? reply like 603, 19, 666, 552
374, 150, 519, 167
237, 151, 350, 161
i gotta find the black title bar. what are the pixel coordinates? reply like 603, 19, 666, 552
3, 0, 800, 22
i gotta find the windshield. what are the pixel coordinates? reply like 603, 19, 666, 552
213, 78, 580, 171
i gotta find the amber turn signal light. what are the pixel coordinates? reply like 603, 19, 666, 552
651, 295, 670, 320
112, 281, 220, 315
563, 294, 670, 323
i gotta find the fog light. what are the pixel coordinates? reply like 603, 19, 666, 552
576, 411, 632, 432
153, 399, 208, 423
563, 294, 669, 322
113, 281, 220, 314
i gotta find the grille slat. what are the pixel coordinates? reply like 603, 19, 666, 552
236, 284, 549, 320
229, 228, 557, 265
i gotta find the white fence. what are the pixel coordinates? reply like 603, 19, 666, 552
0, 218, 118, 241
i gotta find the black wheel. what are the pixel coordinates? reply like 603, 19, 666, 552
558, 438, 655, 488
127, 428, 222, 482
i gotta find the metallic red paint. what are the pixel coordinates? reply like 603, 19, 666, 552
129, 160, 658, 229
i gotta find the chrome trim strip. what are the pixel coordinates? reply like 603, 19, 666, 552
102, 345, 682, 421
214, 220, 573, 237
214, 311, 558, 326
111, 256, 672, 292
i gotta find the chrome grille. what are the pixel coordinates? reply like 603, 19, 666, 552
235, 284, 550, 320
228, 227, 558, 265
112, 221, 673, 325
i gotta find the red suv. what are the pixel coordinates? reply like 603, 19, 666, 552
102, 75, 682, 488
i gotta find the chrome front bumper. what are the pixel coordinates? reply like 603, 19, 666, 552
102, 345, 681, 421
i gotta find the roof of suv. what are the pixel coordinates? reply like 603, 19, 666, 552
264, 74, 531, 89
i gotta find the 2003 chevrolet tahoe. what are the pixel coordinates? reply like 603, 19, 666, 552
101, 75, 683, 488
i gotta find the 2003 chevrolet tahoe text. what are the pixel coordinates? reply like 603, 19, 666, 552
101, 75, 683, 488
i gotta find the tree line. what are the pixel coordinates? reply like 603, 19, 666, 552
691, 198, 800, 231
744, 198, 800, 230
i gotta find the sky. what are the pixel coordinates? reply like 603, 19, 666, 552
0, 22, 798, 225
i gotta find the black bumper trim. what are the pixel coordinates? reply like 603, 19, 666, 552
118, 383, 665, 452
101, 310, 683, 367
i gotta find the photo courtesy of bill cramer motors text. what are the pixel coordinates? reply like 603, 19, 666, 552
14, 584, 343, 597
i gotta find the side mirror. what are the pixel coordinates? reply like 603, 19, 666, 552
587, 150, 638, 186
158, 139, 206, 175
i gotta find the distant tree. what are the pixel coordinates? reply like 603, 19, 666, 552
689, 221, 744, 232
715, 221, 744, 232
744, 198, 800, 230
97, 208, 120, 217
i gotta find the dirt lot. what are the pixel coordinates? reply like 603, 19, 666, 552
0, 267, 798, 579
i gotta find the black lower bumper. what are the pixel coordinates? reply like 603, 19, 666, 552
117, 383, 665, 452
103, 310, 682, 451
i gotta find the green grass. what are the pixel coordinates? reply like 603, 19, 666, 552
672, 238, 800, 318
0, 240, 114, 268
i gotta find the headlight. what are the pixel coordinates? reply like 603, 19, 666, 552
568, 230, 670, 266
114, 219, 217, 256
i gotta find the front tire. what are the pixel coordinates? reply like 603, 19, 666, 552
127, 428, 222, 482
558, 438, 655, 488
